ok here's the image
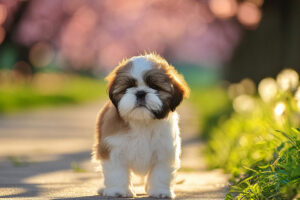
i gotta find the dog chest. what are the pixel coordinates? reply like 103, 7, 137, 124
126, 129, 155, 175
105, 119, 176, 175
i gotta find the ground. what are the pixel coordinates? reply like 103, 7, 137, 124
0, 101, 229, 200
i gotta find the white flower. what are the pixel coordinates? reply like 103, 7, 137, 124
276, 69, 299, 91
258, 77, 277, 102
233, 95, 255, 113
295, 87, 300, 101
274, 102, 286, 117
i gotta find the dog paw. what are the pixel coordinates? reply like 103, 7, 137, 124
148, 188, 175, 199
98, 187, 135, 198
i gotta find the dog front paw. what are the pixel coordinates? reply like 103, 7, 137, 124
148, 188, 175, 199
98, 187, 135, 198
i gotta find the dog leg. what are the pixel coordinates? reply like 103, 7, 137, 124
99, 160, 135, 197
146, 163, 175, 199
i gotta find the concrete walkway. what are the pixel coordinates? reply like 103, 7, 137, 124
0, 101, 229, 200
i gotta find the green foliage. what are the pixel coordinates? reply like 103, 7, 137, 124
178, 167, 195, 173
0, 45, 18, 70
71, 162, 86, 173
7, 156, 31, 167
0, 72, 106, 113
228, 129, 300, 199
190, 85, 232, 139
176, 63, 220, 87
202, 70, 300, 199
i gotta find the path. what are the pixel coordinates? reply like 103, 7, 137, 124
0, 101, 229, 200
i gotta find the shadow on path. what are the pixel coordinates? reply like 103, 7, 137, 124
0, 102, 229, 199
53, 187, 228, 200
0, 135, 201, 199
0, 150, 91, 198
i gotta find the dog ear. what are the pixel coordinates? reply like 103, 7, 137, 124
169, 81, 184, 111
168, 67, 190, 111
105, 60, 132, 109
107, 81, 118, 109
105, 68, 118, 108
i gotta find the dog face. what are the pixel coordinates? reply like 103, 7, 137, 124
106, 54, 189, 122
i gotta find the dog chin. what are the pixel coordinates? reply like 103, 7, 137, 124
118, 93, 163, 122
125, 106, 154, 122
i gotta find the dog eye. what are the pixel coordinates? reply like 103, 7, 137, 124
124, 79, 136, 90
149, 83, 162, 91
152, 85, 160, 90
127, 79, 137, 88
120, 78, 137, 92
145, 74, 169, 91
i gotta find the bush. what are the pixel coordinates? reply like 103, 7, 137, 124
190, 85, 232, 139
205, 69, 300, 199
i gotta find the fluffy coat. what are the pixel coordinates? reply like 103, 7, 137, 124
93, 53, 189, 198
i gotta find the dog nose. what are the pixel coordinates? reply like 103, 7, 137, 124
136, 91, 146, 99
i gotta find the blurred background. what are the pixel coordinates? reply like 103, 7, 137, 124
1, 0, 299, 132
0, 0, 299, 198
1, 0, 299, 83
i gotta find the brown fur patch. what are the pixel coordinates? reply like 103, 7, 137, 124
93, 102, 129, 160
143, 54, 190, 118
93, 53, 189, 158
147, 54, 190, 99
144, 69, 172, 93
105, 61, 135, 108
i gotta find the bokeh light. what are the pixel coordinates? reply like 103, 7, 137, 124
240, 78, 256, 95
209, 0, 237, 19
0, 26, 5, 44
233, 94, 255, 113
5, 0, 241, 70
13, 61, 32, 80
295, 87, 300, 100
274, 102, 286, 117
276, 69, 299, 91
0, 3, 7, 25
248, 0, 264, 7
228, 78, 256, 99
258, 77, 278, 102
228, 83, 245, 99
295, 87, 300, 111
297, 101, 300, 110
29, 42, 54, 67
237, 1, 262, 28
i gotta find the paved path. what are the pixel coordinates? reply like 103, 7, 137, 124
0, 101, 229, 200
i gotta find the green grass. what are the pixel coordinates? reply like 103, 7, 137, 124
71, 162, 86, 173
178, 167, 196, 173
195, 71, 300, 199
0, 72, 106, 113
189, 84, 232, 139
225, 129, 300, 200
7, 156, 31, 167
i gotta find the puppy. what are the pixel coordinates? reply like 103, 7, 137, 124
93, 53, 189, 198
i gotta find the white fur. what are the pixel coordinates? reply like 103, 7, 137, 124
100, 112, 180, 198
118, 57, 162, 122
130, 56, 153, 84
118, 87, 162, 122
99, 56, 181, 198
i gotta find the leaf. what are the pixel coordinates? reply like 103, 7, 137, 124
275, 130, 296, 146
225, 193, 233, 200
176, 179, 185, 184
71, 162, 86, 173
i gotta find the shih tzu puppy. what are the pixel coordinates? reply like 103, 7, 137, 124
93, 53, 189, 198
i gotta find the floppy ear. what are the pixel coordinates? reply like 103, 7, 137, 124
169, 81, 184, 111
107, 80, 118, 109
168, 67, 190, 111
105, 59, 132, 109
105, 66, 118, 108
